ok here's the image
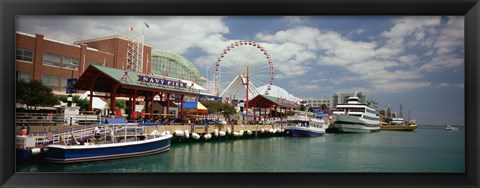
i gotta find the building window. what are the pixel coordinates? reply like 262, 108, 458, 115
16, 71, 32, 81
63, 57, 79, 70
16, 48, 34, 62
43, 52, 61, 67
42, 74, 60, 90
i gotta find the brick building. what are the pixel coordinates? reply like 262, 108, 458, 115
15, 32, 151, 95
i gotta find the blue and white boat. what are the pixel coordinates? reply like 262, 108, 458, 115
42, 120, 172, 163
284, 113, 329, 137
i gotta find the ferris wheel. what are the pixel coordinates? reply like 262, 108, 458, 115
213, 40, 274, 101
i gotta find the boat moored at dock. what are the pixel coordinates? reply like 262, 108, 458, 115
284, 113, 329, 137
41, 119, 172, 163
331, 91, 380, 133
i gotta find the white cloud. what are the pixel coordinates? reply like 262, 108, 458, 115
145, 16, 229, 54
18, 16, 230, 57
256, 26, 322, 51
376, 81, 432, 93
17, 15, 464, 97
347, 29, 364, 37
256, 25, 419, 93
378, 16, 442, 59
419, 16, 464, 72
434, 83, 464, 88
398, 54, 420, 65
282, 16, 308, 24
256, 16, 463, 94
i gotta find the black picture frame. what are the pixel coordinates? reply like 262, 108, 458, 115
1, 0, 479, 188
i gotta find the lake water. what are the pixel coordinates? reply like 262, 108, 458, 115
16, 125, 464, 173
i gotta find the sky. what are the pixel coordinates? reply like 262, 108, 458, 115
16, 16, 465, 126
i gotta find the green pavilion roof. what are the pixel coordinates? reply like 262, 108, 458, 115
248, 94, 300, 109
74, 64, 200, 96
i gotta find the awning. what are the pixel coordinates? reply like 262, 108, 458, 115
182, 101, 208, 114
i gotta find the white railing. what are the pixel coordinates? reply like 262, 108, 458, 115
16, 113, 101, 126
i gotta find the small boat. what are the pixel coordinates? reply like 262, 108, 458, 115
284, 113, 329, 137
42, 119, 172, 163
446, 125, 458, 131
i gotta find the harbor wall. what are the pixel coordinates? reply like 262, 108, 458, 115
16, 124, 285, 134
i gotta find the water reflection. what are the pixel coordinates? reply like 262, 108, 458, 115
17, 127, 464, 173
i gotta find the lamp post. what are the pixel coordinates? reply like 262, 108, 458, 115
67, 62, 74, 107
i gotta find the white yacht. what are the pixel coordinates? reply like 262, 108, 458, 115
331, 91, 380, 133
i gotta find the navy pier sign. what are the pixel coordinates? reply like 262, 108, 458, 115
137, 75, 188, 88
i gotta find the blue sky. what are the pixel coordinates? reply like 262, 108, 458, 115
16, 16, 465, 126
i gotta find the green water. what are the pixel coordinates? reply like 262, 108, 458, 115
17, 125, 464, 173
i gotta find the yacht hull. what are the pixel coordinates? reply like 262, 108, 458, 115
332, 115, 380, 133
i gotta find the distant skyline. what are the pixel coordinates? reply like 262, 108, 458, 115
16, 16, 465, 126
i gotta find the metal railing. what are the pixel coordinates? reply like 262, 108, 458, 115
24, 124, 106, 146
16, 113, 101, 126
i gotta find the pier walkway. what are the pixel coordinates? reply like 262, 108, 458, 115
16, 123, 287, 147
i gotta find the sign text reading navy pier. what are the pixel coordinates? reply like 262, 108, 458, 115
137, 75, 188, 88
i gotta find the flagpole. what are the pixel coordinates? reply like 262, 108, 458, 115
143, 21, 149, 74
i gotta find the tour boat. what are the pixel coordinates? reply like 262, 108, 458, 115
41, 120, 172, 163
284, 113, 329, 137
331, 91, 380, 133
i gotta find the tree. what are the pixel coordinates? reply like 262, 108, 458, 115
115, 100, 126, 110
321, 104, 328, 112
285, 110, 296, 116
200, 100, 236, 116
58, 95, 90, 111
300, 104, 306, 111
16, 79, 59, 110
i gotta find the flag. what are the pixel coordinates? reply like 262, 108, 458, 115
144, 21, 150, 28
130, 25, 134, 32
46, 131, 53, 141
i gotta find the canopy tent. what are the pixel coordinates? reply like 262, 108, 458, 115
182, 101, 208, 117
80, 91, 106, 109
